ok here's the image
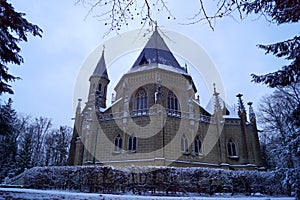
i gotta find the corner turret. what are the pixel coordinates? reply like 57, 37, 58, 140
88, 47, 110, 109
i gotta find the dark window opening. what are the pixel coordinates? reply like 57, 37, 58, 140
194, 135, 202, 154
114, 134, 122, 152
228, 139, 237, 157
128, 136, 137, 151
136, 89, 148, 110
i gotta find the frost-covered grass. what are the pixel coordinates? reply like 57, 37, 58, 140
0, 188, 296, 200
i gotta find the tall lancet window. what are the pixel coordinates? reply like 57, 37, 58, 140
114, 134, 122, 152
167, 91, 179, 111
228, 139, 238, 157
194, 135, 202, 154
136, 89, 148, 111
128, 135, 137, 152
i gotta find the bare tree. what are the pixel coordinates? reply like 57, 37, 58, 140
75, 0, 299, 31
76, 0, 299, 91
75, 0, 175, 34
31, 117, 52, 166
258, 82, 300, 169
44, 126, 72, 166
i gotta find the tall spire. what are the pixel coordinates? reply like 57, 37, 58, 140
88, 46, 110, 109
131, 28, 185, 72
92, 46, 109, 80
213, 83, 222, 112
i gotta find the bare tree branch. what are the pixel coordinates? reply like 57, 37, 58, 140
76, 0, 300, 34
199, 0, 214, 31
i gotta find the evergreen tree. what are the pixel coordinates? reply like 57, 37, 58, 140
251, 36, 300, 87
241, 0, 300, 87
0, 98, 19, 180
16, 125, 34, 174
0, 0, 42, 94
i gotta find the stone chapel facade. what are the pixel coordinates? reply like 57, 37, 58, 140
68, 29, 263, 169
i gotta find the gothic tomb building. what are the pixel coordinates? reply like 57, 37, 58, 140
68, 29, 263, 169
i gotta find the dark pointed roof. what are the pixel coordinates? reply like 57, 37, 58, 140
91, 49, 109, 80
131, 28, 185, 72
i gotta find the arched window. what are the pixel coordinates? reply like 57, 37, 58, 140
227, 139, 237, 157
114, 134, 122, 152
167, 91, 179, 111
128, 135, 137, 151
136, 89, 148, 110
181, 135, 189, 153
194, 135, 202, 154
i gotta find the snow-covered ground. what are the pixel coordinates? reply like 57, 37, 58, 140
0, 188, 296, 200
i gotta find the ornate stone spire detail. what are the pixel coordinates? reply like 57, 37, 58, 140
247, 102, 256, 121
236, 93, 246, 113
236, 93, 247, 122
76, 98, 82, 115
213, 83, 222, 112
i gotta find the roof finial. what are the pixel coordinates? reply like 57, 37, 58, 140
236, 93, 246, 113
247, 102, 256, 121
154, 21, 158, 32
213, 83, 217, 95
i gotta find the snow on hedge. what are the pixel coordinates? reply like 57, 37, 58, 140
17, 166, 299, 198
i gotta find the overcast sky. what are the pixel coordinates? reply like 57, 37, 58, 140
3, 0, 299, 127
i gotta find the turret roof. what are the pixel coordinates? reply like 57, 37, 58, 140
131, 28, 186, 73
91, 49, 109, 80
